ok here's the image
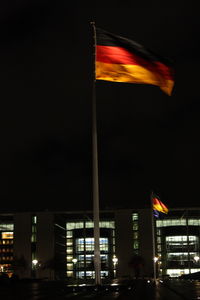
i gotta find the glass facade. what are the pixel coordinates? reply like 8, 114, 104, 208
2, 208, 200, 280
156, 212, 200, 277
0, 220, 14, 277
66, 219, 115, 280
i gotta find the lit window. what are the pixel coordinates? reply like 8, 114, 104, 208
66, 223, 76, 230
75, 222, 84, 229
75, 237, 109, 252
67, 239, 73, 246
133, 241, 139, 249
157, 237, 161, 243
85, 222, 93, 228
0, 224, 14, 231
67, 231, 72, 238
67, 263, 73, 270
67, 271, 73, 277
67, 248, 73, 254
32, 216, 37, 224
77, 271, 85, 279
188, 219, 200, 226
100, 221, 115, 228
166, 236, 197, 242
85, 221, 115, 228
132, 213, 138, 221
67, 256, 73, 262
32, 225, 36, 233
31, 234, 36, 243
156, 219, 187, 227
1, 232, 13, 239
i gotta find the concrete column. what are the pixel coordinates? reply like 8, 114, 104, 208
115, 210, 133, 279
138, 209, 154, 278
13, 213, 32, 278
36, 212, 55, 280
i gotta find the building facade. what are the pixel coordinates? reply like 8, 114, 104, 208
0, 208, 200, 281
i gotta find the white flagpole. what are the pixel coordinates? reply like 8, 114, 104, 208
151, 192, 157, 283
90, 21, 101, 286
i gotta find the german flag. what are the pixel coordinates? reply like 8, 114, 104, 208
95, 28, 174, 95
152, 193, 169, 218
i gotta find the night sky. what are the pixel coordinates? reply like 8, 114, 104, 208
0, 0, 199, 212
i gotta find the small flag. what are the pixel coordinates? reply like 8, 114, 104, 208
95, 28, 174, 95
152, 193, 169, 218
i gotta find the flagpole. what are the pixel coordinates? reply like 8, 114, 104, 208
151, 192, 157, 283
90, 21, 101, 286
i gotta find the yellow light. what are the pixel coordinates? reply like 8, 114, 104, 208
1, 232, 13, 239
154, 257, 158, 262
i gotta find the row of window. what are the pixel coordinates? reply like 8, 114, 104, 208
166, 236, 198, 242
0, 248, 13, 253
66, 221, 115, 230
0, 240, 13, 245
66, 270, 110, 279
132, 213, 139, 254
157, 219, 200, 227
0, 224, 14, 231
1, 232, 13, 239
0, 256, 13, 261
166, 268, 200, 277
167, 253, 199, 260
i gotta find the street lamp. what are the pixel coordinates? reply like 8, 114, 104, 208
112, 256, 118, 265
194, 255, 200, 269
112, 256, 118, 278
153, 256, 158, 263
32, 259, 38, 267
72, 258, 77, 264
153, 257, 159, 281
72, 258, 77, 281
32, 259, 38, 279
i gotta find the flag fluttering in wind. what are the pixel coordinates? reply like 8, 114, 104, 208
152, 193, 169, 218
95, 28, 174, 95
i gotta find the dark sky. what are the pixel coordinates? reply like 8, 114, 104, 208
0, 0, 200, 212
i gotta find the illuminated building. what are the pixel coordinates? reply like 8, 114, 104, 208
0, 214, 14, 277
156, 209, 200, 277
0, 208, 200, 280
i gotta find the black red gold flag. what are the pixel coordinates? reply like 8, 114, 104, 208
151, 192, 169, 218
95, 28, 174, 95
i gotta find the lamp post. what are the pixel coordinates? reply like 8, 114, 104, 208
112, 256, 118, 278
153, 257, 158, 281
32, 259, 38, 266
112, 256, 118, 265
32, 259, 38, 278
72, 258, 78, 281
194, 255, 200, 269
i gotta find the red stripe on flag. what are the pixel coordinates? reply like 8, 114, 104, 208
96, 45, 174, 80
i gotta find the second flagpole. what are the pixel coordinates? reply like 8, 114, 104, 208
91, 21, 101, 286
151, 192, 157, 283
